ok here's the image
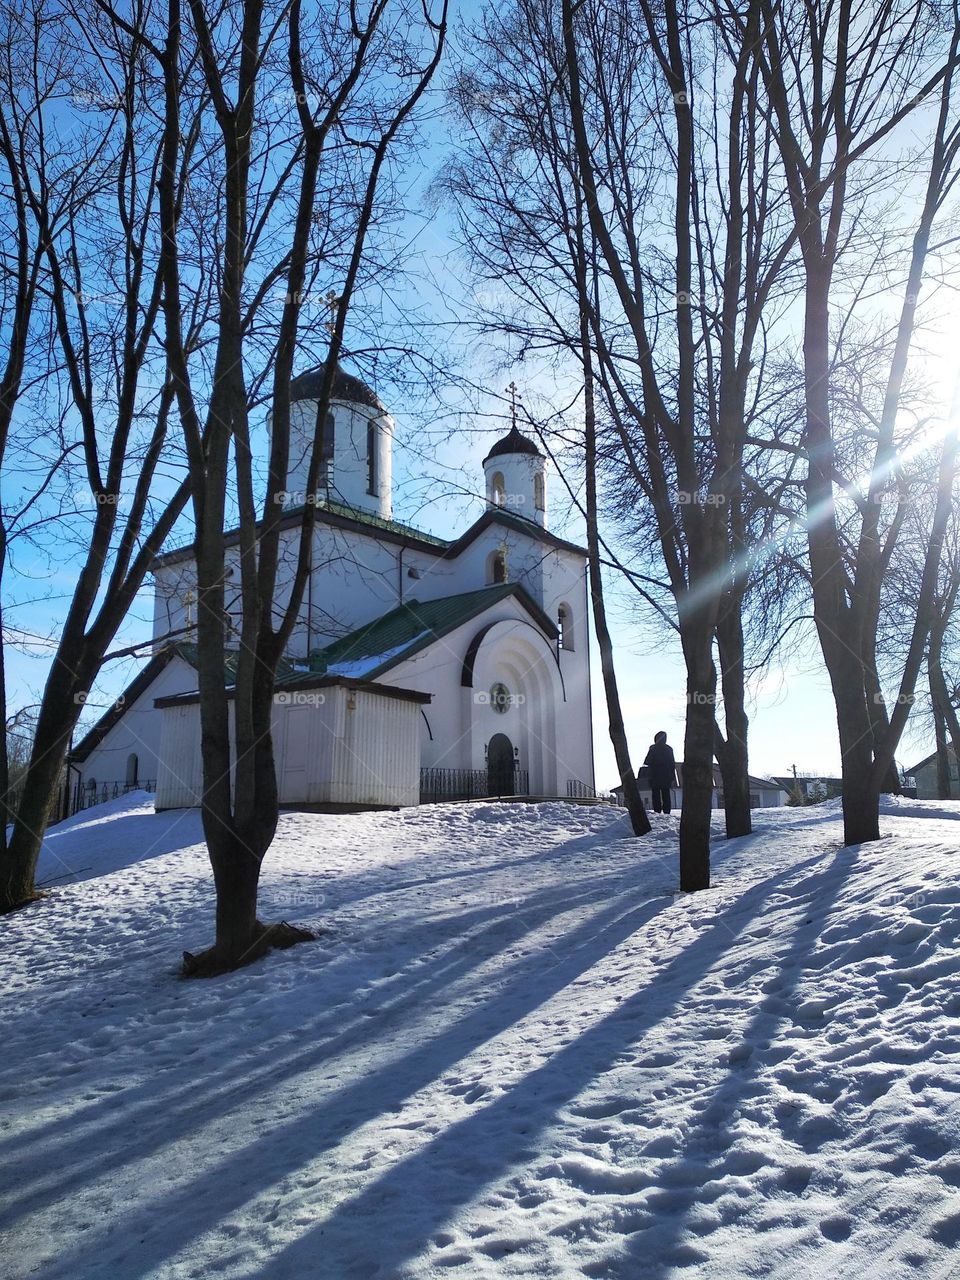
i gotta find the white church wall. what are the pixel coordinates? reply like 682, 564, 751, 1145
77, 655, 200, 797
375, 599, 594, 795
435, 523, 545, 608
483, 452, 547, 527
283, 398, 394, 519
286, 523, 450, 656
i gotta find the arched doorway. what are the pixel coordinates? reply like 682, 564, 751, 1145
487, 732, 514, 797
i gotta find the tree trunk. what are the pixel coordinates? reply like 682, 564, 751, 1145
588, 552, 651, 837
834, 672, 881, 843
181, 829, 311, 976
715, 599, 752, 837
863, 661, 902, 794
929, 622, 960, 798
578, 251, 649, 838
0, 522, 8, 856
1, 663, 81, 910
679, 623, 715, 889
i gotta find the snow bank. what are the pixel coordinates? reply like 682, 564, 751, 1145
3, 795, 960, 1278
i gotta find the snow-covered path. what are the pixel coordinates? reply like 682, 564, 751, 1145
3, 795, 960, 1278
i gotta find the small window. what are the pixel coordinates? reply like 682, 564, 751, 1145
87, 777, 97, 791
557, 603, 574, 650
318, 411, 335, 486
490, 471, 506, 507
534, 472, 545, 511
126, 753, 139, 786
366, 421, 377, 496
489, 551, 507, 584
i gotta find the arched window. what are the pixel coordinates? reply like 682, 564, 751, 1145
490, 471, 506, 507
366, 421, 377, 496
489, 550, 507, 584
534, 471, 545, 512
558, 603, 574, 650
126, 753, 139, 786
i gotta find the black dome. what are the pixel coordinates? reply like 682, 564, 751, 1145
290, 362, 385, 412
483, 424, 543, 462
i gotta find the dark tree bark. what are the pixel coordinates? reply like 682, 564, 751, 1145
153, 0, 448, 974
0, 5, 193, 909
753, 0, 960, 845
579, 250, 649, 837
715, 600, 752, 837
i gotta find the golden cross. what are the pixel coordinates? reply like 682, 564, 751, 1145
506, 380, 521, 430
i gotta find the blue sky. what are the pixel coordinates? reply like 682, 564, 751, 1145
4, 2, 952, 788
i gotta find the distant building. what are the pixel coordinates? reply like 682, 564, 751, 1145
905, 751, 958, 800
770, 775, 844, 804
610, 765, 787, 811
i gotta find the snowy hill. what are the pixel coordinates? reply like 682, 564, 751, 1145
3, 795, 960, 1278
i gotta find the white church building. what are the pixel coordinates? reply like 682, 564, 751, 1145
71, 365, 596, 811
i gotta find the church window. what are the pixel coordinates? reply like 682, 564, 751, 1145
534, 471, 545, 511
558, 603, 574, 650
489, 551, 507, 584
491, 471, 506, 507
490, 682, 511, 714
126, 753, 139, 786
319, 411, 335, 487
367, 421, 377, 495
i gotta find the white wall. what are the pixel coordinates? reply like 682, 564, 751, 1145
483, 452, 547, 527
155, 683, 422, 811
76, 655, 200, 795
283, 398, 394, 519
377, 595, 594, 794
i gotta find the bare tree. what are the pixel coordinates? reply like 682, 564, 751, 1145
747, 0, 960, 843
144, 0, 448, 973
0, 0, 199, 911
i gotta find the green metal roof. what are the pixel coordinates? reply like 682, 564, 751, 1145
286, 498, 449, 548
305, 584, 554, 681
174, 642, 300, 683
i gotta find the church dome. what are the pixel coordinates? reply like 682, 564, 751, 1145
483, 424, 544, 462
290, 362, 385, 412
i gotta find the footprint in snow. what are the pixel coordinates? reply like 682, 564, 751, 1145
819, 1215, 852, 1241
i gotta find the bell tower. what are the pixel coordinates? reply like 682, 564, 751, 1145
481, 383, 547, 528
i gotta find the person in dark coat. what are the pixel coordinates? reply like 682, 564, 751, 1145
643, 731, 677, 814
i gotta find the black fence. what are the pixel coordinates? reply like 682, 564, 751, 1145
419, 766, 530, 804
71, 778, 155, 816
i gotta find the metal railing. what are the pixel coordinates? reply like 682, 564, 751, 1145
419, 766, 530, 804
566, 779, 598, 799
71, 778, 155, 815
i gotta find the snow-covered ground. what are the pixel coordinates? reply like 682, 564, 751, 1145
3, 793, 960, 1279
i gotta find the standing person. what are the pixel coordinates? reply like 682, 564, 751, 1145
643, 731, 677, 815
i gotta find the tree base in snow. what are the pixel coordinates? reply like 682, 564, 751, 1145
0, 888, 49, 916
182, 919, 316, 978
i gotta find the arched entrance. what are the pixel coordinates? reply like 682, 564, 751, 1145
487, 732, 514, 797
